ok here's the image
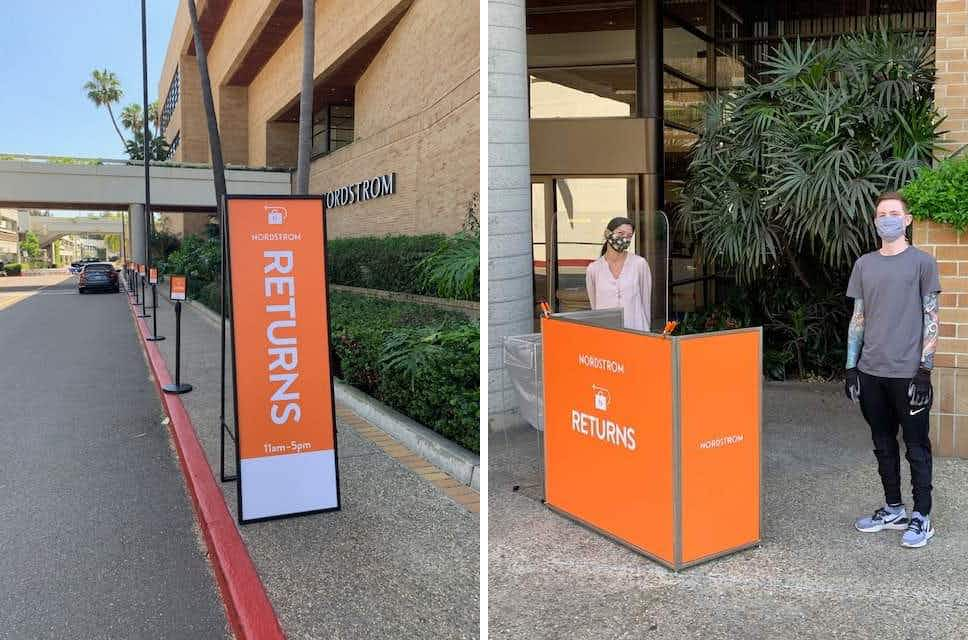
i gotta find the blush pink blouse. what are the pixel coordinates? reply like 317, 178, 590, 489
585, 254, 653, 331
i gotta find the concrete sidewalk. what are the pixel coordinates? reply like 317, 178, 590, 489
489, 382, 968, 640
139, 286, 479, 639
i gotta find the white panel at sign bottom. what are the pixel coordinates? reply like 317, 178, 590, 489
240, 450, 338, 520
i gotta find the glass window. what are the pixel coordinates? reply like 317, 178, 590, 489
532, 181, 548, 317
312, 104, 355, 158
553, 177, 637, 312
664, 24, 709, 83
530, 66, 635, 119
663, 73, 704, 130
663, 0, 710, 34
526, 2, 634, 67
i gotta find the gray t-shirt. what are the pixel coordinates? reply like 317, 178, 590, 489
846, 246, 941, 378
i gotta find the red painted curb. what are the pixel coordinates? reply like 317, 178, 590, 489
126, 292, 286, 640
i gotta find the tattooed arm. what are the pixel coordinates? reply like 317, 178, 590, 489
846, 298, 865, 369
921, 292, 939, 370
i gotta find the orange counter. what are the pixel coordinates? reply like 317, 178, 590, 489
541, 316, 761, 570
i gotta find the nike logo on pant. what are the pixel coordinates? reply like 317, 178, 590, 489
910, 407, 927, 416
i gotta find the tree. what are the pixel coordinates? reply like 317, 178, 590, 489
21, 231, 40, 259
120, 103, 144, 134
680, 27, 943, 288
83, 69, 127, 150
186, 0, 226, 202
124, 129, 171, 161
295, 0, 315, 194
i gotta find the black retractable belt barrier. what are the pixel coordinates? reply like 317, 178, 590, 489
138, 272, 150, 318
162, 301, 192, 394
146, 281, 164, 341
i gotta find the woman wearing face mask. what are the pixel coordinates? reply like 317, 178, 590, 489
585, 217, 652, 331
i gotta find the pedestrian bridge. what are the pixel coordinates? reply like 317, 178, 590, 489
0, 155, 292, 212
26, 215, 123, 247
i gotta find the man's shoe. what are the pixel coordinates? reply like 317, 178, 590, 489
855, 505, 909, 532
901, 512, 934, 548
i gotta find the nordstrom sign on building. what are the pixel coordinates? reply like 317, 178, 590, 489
323, 173, 396, 209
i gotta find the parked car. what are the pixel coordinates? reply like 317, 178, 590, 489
69, 257, 100, 275
78, 262, 119, 294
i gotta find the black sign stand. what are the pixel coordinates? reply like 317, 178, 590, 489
163, 300, 192, 394
219, 195, 238, 484
146, 282, 164, 341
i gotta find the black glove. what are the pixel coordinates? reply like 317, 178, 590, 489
845, 367, 860, 403
908, 367, 933, 409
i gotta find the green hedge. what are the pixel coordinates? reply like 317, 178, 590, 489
330, 291, 479, 453
327, 235, 446, 297
2, 263, 21, 276
904, 157, 968, 230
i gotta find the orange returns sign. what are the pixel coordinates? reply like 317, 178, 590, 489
225, 196, 340, 523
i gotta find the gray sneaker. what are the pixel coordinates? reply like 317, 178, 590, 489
855, 505, 909, 532
901, 512, 934, 548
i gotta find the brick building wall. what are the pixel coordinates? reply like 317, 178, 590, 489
916, 1, 968, 458
936, 0, 968, 156
912, 221, 968, 458
158, 0, 478, 238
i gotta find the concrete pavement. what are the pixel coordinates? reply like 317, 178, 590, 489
489, 382, 968, 640
0, 275, 229, 639
142, 283, 479, 639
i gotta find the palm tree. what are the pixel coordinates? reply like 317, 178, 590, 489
83, 69, 127, 149
295, 0, 315, 194
187, 0, 231, 465
148, 100, 161, 137
120, 103, 143, 134
186, 0, 226, 200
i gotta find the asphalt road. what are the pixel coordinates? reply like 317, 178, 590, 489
0, 275, 229, 639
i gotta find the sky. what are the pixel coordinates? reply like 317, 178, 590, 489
0, 1, 179, 161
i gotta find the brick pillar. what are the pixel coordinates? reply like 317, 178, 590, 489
911, 6, 968, 458
913, 221, 968, 458
935, 2, 968, 156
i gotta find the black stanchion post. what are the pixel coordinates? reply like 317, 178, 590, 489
138, 271, 150, 318
146, 280, 164, 341
163, 301, 192, 394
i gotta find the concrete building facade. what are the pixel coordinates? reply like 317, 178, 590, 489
0, 210, 18, 263
158, 0, 480, 239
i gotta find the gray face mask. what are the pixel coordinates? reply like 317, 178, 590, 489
875, 216, 907, 241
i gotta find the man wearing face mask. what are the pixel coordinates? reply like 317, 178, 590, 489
846, 191, 941, 548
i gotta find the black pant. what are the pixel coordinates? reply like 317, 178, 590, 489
858, 371, 933, 515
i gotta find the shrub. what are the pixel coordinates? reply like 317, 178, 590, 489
3, 262, 22, 276
681, 27, 942, 285
327, 234, 446, 297
417, 231, 480, 300
330, 291, 479, 452
904, 157, 968, 230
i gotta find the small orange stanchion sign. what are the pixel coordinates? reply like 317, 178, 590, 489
169, 275, 187, 301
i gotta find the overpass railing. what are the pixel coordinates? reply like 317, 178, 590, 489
0, 153, 293, 173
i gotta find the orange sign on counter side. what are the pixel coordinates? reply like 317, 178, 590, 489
225, 196, 340, 524
678, 331, 761, 564
542, 317, 676, 564
169, 275, 187, 301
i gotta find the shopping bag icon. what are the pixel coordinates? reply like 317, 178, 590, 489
593, 385, 610, 411
266, 206, 287, 225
